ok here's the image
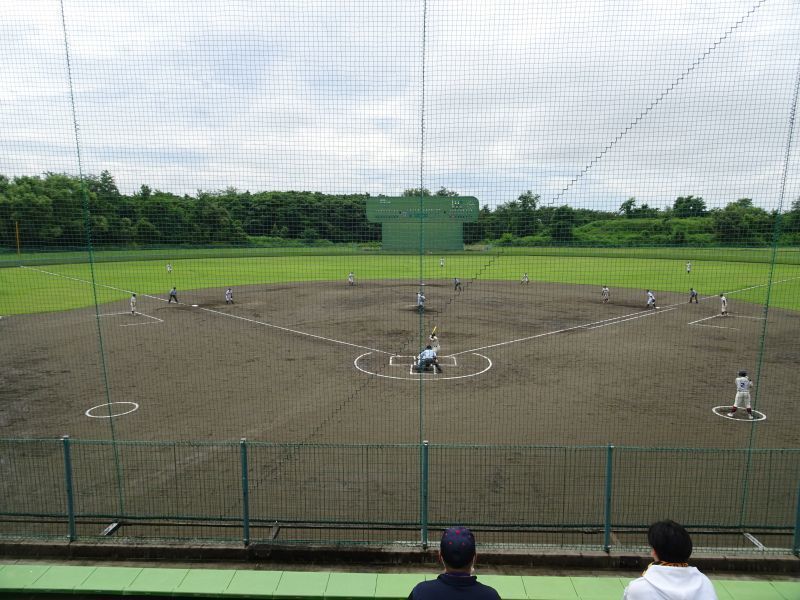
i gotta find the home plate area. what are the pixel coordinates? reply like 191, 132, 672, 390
354, 351, 492, 381
390, 354, 459, 374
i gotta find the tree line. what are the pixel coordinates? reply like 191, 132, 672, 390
1, 172, 798, 250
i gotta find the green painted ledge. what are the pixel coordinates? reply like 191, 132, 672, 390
0, 565, 797, 599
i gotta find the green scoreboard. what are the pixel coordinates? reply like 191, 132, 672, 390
366, 196, 479, 251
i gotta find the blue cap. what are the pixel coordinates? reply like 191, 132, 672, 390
440, 527, 476, 568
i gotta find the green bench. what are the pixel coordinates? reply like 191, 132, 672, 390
0, 564, 797, 599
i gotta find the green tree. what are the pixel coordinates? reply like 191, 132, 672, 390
619, 197, 637, 218
550, 205, 576, 244
672, 195, 707, 218
712, 198, 772, 245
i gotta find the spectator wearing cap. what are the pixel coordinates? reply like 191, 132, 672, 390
622, 520, 717, 599
408, 527, 499, 600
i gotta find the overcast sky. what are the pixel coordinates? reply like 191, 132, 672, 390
1, 0, 799, 210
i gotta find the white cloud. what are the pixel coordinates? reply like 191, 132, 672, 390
0, 0, 798, 210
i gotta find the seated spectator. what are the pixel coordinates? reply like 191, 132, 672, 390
409, 526, 499, 600
623, 520, 717, 599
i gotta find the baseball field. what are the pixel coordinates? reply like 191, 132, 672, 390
1, 249, 799, 546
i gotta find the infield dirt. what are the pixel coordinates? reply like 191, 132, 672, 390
2, 279, 799, 543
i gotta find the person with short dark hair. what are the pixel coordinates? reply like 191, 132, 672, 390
416, 345, 442, 374
408, 527, 499, 600
623, 520, 717, 599
168, 287, 178, 303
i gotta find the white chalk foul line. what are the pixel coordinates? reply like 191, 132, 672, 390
196, 306, 392, 355
687, 314, 720, 325
22, 265, 391, 355
453, 275, 800, 356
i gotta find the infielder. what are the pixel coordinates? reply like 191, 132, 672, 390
646, 290, 656, 310
453, 277, 462, 293
417, 290, 426, 311
720, 293, 728, 316
416, 345, 443, 374
601, 286, 610, 303
727, 370, 754, 419
130, 293, 137, 315
347, 272, 355, 286
689, 288, 699, 303
168, 287, 178, 303
521, 273, 529, 285
225, 288, 234, 304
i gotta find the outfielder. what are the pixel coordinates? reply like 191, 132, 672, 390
440, 257, 445, 268
686, 261, 692, 274
727, 370, 754, 419
166, 263, 173, 274
130, 293, 137, 315
720, 293, 728, 316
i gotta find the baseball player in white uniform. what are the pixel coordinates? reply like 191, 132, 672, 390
417, 290, 426, 311
521, 273, 529, 285
686, 261, 691, 274
601, 286, 610, 303
429, 332, 441, 353
440, 257, 445, 268
720, 294, 728, 315
646, 290, 656, 310
166, 263, 173, 274
347, 272, 355, 286
130, 293, 137, 315
727, 370, 754, 419
225, 288, 234, 304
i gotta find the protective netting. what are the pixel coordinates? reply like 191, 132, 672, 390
1, 0, 799, 552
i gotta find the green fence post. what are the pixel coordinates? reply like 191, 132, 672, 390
603, 444, 614, 552
421, 440, 429, 549
793, 480, 800, 557
61, 435, 76, 542
240, 438, 250, 547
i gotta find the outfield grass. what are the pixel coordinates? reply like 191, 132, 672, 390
2, 244, 799, 267
2, 251, 800, 315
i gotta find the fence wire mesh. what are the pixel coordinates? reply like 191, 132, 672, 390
1, 0, 800, 553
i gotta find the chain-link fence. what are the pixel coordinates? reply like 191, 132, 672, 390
1, 0, 800, 555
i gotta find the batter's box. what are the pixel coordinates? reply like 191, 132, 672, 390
389, 355, 458, 367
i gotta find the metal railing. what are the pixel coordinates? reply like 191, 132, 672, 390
1, 437, 798, 555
